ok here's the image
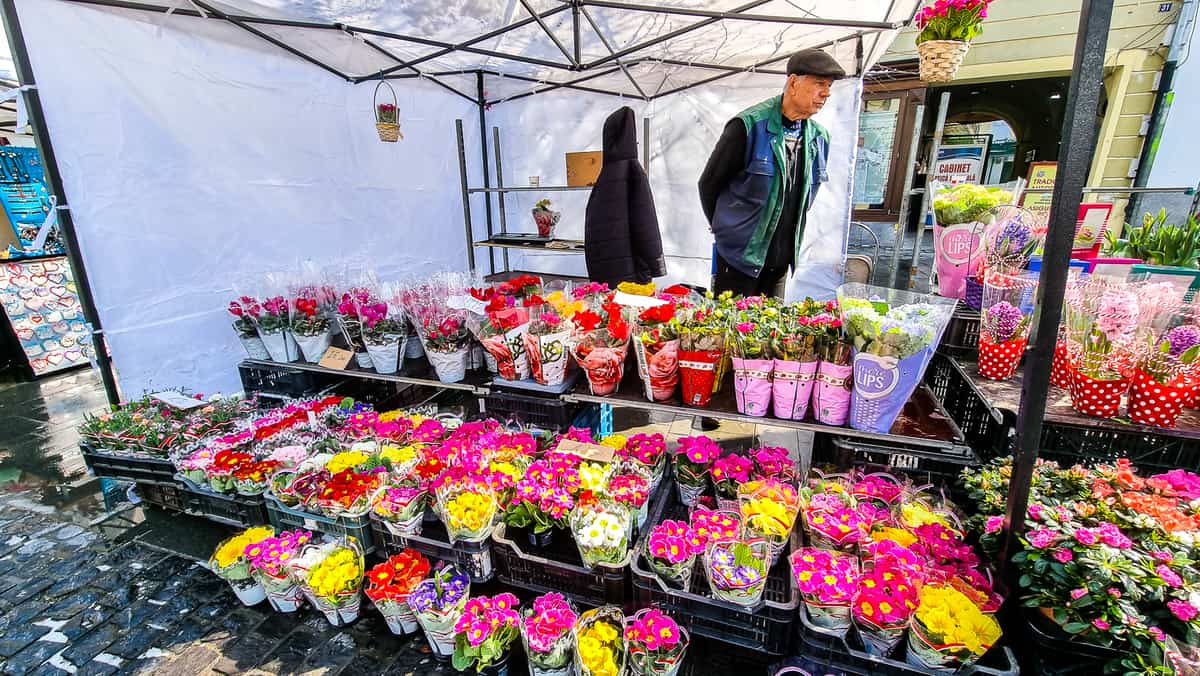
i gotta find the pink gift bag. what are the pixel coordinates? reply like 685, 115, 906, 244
732, 356, 774, 417
812, 360, 852, 426
772, 359, 819, 420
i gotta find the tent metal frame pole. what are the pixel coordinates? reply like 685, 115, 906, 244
191, 0, 352, 81
579, 5, 649, 100
887, 102, 925, 290
572, 0, 582, 65
348, 26, 574, 71
484, 65, 631, 105
1002, 0, 1115, 567
350, 32, 481, 104
519, 0, 578, 67
492, 127, 511, 273
477, 72, 496, 275
910, 91, 949, 289
0, 0, 120, 406
579, 0, 902, 29
456, 120, 476, 275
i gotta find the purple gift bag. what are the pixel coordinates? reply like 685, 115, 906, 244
732, 356, 774, 417
812, 361, 852, 425
773, 359, 819, 420
849, 348, 933, 433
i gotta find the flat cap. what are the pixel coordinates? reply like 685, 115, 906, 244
786, 49, 847, 79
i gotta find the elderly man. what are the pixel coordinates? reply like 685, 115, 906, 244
699, 48, 846, 297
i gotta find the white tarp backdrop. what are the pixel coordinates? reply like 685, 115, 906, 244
14, 0, 911, 396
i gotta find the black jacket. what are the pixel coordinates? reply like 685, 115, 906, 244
584, 107, 667, 285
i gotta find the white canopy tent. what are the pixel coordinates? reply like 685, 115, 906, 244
4, 0, 919, 397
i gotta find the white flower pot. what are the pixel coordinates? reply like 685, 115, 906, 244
238, 333, 270, 360
354, 350, 374, 369
229, 578, 266, 606
406, 337, 425, 360
260, 329, 300, 362
365, 335, 403, 374
427, 347, 469, 383
294, 331, 333, 363
266, 588, 303, 613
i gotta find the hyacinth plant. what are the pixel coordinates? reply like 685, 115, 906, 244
915, 0, 993, 45
1141, 323, 1200, 385
982, 300, 1028, 344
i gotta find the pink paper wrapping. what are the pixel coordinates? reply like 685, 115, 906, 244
732, 356, 774, 417
635, 338, 680, 402
933, 222, 985, 300
772, 359, 819, 420
576, 343, 629, 396
812, 360, 852, 426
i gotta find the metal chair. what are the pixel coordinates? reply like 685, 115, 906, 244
844, 221, 881, 285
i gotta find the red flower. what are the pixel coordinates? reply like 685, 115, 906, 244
575, 310, 602, 332
639, 302, 676, 325
295, 298, 319, 317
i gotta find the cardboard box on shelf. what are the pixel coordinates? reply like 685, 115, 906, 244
566, 151, 603, 186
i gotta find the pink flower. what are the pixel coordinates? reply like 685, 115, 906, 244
1093, 619, 1111, 631
1153, 551, 1174, 563
1169, 599, 1199, 622
1108, 588, 1122, 598
1053, 548, 1073, 563
1070, 588, 1088, 600
984, 515, 1004, 534
1158, 565, 1183, 588
1027, 529, 1057, 548
1073, 528, 1098, 546
1150, 626, 1166, 641
1028, 503, 1044, 520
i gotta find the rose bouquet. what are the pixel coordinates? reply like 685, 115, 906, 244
521, 593, 578, 676
711, 452, 753, 508
771, 299, 825, 420
678, 301, 728, 407
908, 585, 1002, 669
255, 295, 298, 362
977, 270, 1038, 381
739, 479, 800, 564
436, 483, 499, 544
289, 537, 365, 626
410, 565, 472, 660
245, 529, 311, 612
634, 301, 681, 402
730, 299, 775, 417
673, 435, 720, 506
472, 303, 531, 381
791, 547, 859, 632
812, 303, 852, 425
365, 549, 430, 635
570, 300, 632, 396
571, 500, 633, 569
209, 525, 275, 606
704, 538, 770, 608
575, 606, 627, 676
359, 296, 408, 374
453, 593, 521, 673
525, 303, 573, 386
290, 289, 333, 362
229, 296, 270, 359
839, 283, 956, 433
625, 609, 689, 676
645, 519, 705, 591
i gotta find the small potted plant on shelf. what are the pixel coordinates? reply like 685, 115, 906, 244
915, 0, 992, 83
532, 198, 561, 238
452, 593, 521, 675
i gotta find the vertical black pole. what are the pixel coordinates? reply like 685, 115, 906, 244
477, 71, 495, 275
0, 0, 120, 406
572, 1, 582, 66
1002, 0, 1114, 565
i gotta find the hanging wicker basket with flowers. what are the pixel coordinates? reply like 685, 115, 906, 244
915, 0, 993, 83
374, 81, 402, 143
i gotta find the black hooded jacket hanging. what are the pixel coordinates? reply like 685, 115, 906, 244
584, 106, 667, 285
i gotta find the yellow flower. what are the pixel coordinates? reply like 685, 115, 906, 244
599, 434, 628, 451
579, 462, 610, 492
901, 503, 951, 530
445, 492, 496, 532
914, 586, 1001, 656
326, 451, 369, 474
871, 526, 918, 547
380, 445, 417, 465
617, 281, 655, 296
212, 526, 275, 569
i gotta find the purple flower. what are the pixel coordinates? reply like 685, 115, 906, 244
1027, 529, 1057, 549
1165, 325, 1200, 357
996, 218, 1032, 253
984, 301, 1024, 343
1053, 548, 1074, 563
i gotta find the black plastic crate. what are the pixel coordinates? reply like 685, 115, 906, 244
182, 486, 269, 528
483, 390, 581, 432
815, 436, 980, 504
264, 495, 375, 553
795, 605, 1018, 676
491, 522, 629, 608
680, 635, 776, 676
939, 304, 980, 359
136, 482, 187, 512
81, 444, 178, 486
369, 513, 494, 582
1037, 422, 1200, 474
239, 362, 322, 399
1017, 607, 1122, 675
631, 479, 798, 655
923, 353, 1013, 460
